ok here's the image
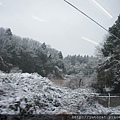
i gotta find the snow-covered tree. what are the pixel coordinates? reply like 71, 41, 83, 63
97, 15, 120, 93
64, 55, 98, 76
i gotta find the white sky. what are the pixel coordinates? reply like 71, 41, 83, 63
0, 0, 120, 56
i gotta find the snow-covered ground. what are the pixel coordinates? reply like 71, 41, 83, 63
0, 71, 120, 114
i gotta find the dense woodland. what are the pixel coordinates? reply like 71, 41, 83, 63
0, 27, 97, 78
0, 14, 120, 94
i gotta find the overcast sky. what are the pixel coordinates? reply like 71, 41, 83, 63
0, 0, 120, 56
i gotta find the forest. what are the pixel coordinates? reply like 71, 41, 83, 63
0, 27, 98, 80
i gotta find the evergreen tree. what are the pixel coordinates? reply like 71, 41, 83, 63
97, 15, 120, 93
5, 28, 12, 39
58, 51, 63, 59
41, 42, 46, 50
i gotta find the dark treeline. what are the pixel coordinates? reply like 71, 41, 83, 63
0, 27, 64, 78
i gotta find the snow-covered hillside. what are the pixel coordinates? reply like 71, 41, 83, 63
0, 71, 120, 114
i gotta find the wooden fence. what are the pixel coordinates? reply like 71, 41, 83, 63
96, 94, 120, 107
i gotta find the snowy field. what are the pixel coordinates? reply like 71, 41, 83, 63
0, 71, 120, 114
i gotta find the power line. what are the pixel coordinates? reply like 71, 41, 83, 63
64, 0, 120, 41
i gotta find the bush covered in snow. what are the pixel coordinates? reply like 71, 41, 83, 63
0, 71, 120, 115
